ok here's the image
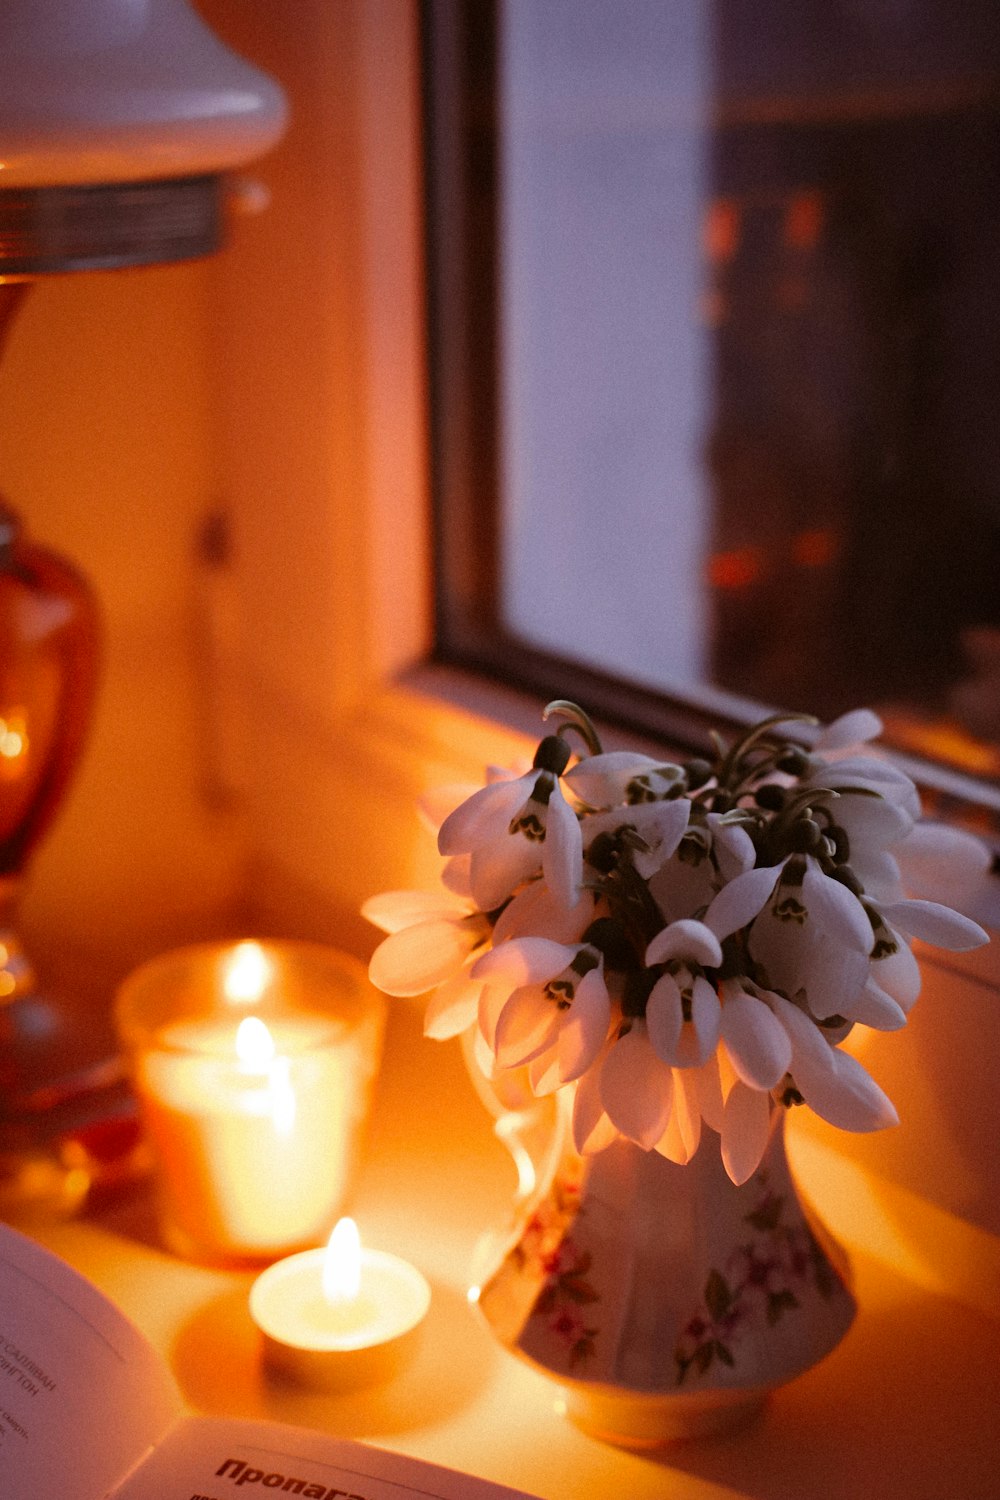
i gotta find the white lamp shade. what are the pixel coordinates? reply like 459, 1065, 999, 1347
0, 0, 287, 187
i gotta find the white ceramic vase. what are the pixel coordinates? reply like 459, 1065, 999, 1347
472, 1091, 856, 1447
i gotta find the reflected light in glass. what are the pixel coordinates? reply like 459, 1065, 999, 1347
223, 940, 274, 1004
235, 1014, 275, 1069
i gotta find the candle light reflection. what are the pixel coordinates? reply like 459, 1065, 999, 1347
224, 940, 274, 1004
235, 1014, 276, 1069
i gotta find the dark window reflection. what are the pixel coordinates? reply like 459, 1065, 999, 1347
706, 0, 1000, 772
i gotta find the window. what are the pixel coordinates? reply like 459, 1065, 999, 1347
423, 0, 1000, 824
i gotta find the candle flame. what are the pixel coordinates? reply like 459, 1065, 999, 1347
235, 1015, 276, 1068
223, 941, 274, 1004
322, 1217, 362, 1303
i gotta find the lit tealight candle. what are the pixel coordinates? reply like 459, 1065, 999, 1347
250, 1217, 431, 1391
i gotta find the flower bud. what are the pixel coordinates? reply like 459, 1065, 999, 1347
533, 734, 572, 775
776, 747, 810, 776
684, 757, 712, 790
787, 817, 822, 852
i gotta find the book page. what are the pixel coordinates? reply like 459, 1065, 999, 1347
0, 1222, 182, 1500
110, 1414, 541, 1500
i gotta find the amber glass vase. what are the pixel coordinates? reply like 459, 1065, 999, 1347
0, 503, 100, 995
0, 503, 114, 1213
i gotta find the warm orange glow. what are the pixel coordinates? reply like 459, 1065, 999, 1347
785, 190, 824, 251
0, 972, 15, 998
323, 1217, 362, 1303
235, 1015, 276, 1069
880, 712, 1000, 779
792, 527, 840, 568
495, 1111, 538, 1200
707, 546, 765, 590
223, 941, 274, 1004
0, 712, 27, 779
704, 197, 741, 262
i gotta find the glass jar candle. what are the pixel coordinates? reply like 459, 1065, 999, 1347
115, 940, 386, 1265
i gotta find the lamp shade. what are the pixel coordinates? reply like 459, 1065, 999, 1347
0, 0, 287, 188
0, 0, 287, 273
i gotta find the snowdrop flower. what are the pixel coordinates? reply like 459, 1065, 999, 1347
582, 797, 691, 880
717, 979, 793, 1093
713, 985, 897, 1183
894, 820, 992, 906
363, 698, 991, 1189
648, 811, 757, 925
644, 919, 724, 1068
593, 1020, 675, 1150
763, 992, 899, 1134
471, 936, 611, 1093
864, 892, 987, 954
807, 709, 921, 818
363, 890, 491, 1038
575, 1022, 724, 1166
438, 735, 583, 910
564, 750, 686, 808
705, 852, 873, 966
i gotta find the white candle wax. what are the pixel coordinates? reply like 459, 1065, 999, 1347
250, 1239, 431, 1391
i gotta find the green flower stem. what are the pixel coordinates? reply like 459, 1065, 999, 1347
542, 700, 604, 757
716, 713, 817, 791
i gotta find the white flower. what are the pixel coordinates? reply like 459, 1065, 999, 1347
895, 821, 992, 906
491, 878, 597, 947
595, 1020, 675, 1150
362, 699, 992, 1192
471, 937, 611, 1092
808, 709, 921, 819
644, 918, 724, 1067
577, 1021, 725, 1167
705, 853, 873, 958
763, 992, 899, 1133
564, 750, 685, 807
581, 797, 691, 879
363, 890, 490, 1038
718, 979, 792, 1091
648, 812, 756, 925
720, 1078, 775, 1186
868, 896, 988, 952
815, 707, 884, 752
438, 740, 583, 909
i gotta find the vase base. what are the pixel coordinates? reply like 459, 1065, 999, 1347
561, 1383, 768, 1448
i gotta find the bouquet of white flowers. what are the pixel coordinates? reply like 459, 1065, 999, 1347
364, 702, 990, 1184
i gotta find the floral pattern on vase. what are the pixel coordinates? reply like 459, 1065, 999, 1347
475, 1104, 855, 1442
511, 1172, 600, 1368
675, 1173, 838, 1383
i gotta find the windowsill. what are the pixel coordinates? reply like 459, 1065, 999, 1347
29, 1000, 1000, 1500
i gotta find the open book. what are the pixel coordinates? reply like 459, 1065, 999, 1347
0, 1222, 539, 1500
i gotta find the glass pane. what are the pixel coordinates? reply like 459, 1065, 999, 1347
495, 0, 1000, 783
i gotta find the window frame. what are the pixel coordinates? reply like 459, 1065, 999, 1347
209, 0, 998, 955
204, 0, 1000, 1318
421, 0, 1000, 832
